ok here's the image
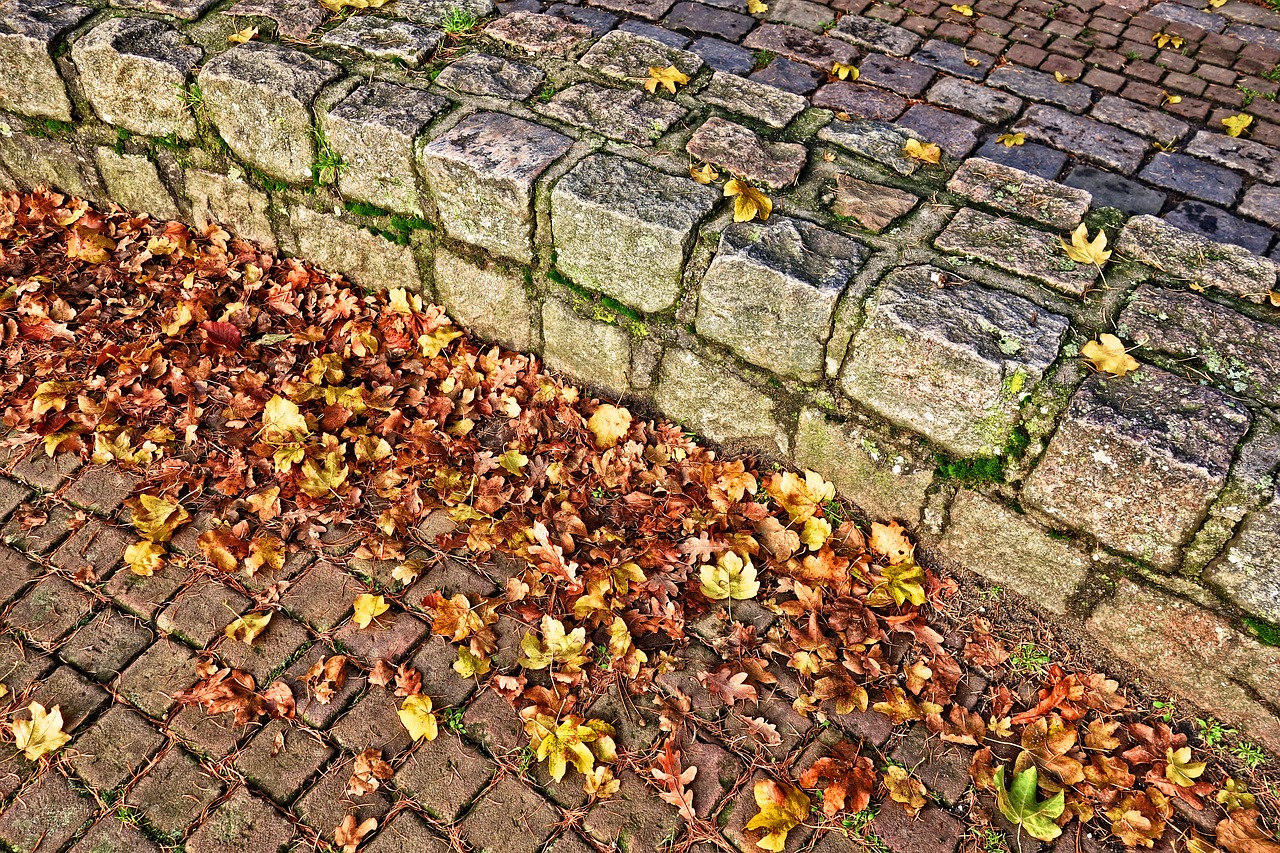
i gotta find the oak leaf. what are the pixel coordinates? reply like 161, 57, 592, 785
1217, 809, 1280, 853
745, 779, 810, 852
799, 742, 875, 816
1081, 334, 1139, 377
12, 702, 70, 760
334, 815, 377, 853
348, 748, 393, 796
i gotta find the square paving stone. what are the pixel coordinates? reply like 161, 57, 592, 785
409, 633, 479, 708
582, 770, 682, 850
2, 501, 78, 554
61, 607, 152, 682
169, 705, 245, 759
332, 608, 428, 664
0, 545, 38, 606
118, 637, 197, 718
585, 683, 664, 753
158, 577, 252, 649
535, 81, 687, 147
331, 687, 415, 756
280, 559, 362, 631
0, 635, 52, 696
395, 733, 494, 821
28, 666, 109, 732
462, 688, 525, 757
724, 694, 813, 756
365, 811, 451, 853
104, 560, 195, 619
235, 719, 334, 804
284, 642, 366, 728
0, 771, 95, 853
3, 575, 94, 648
681, 738, 742, 817
0, 477, 30, 523
934, 206, 1100, 296
294, 752, 392, 842
9, 448, 83, 491
404, 554, 498, 604
215, 613, 312, 685
1061, 163, 1167, 214
890, 725, 976, 806
48, 518, 130, 578
69, 818, 161, 853
752, 57, 825, 94
872, 802, 964, 853
1140, 151, 1243, 206
460, 776, 559, 852
188, 788, 296, 853
68, 706, 166, 791
62, 465, 140, 515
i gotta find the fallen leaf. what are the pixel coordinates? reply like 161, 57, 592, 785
1223, 114, 1254, 138
1053, 71, 1076, 83
334, 815, 377, 853
228, 26, 258, 44
951, 2, 973, 12
690, 163, 719, 184
699, 552, 759, 601
124, 540, 165, 576
885, 765, 928, 815
724, 179, 772, 223
745, 779, 810, 852
1152, 31, 1184, 48
748, 0, 767, 12
11, 702, 70, 760
1218, 779, 1257, 812
1166, 746, 1207, 787
398, 694, 438, 741
644, 65, 690, 95
870, 520, 913, 564
996, 132, 1025, 147
587, 404, 631, 449
831, 61, 859, 80
224, 611, 273, 644
903, 138, 941, 164
1060, 223, 1111, 267
348, 748, 393, 795
799, 742, 875, 816
994, 765, 1065, 842
128, 494, 190, 542
1217, 809, 1280, 853
1081, 334, 1139, 377
352, 594, 390, 629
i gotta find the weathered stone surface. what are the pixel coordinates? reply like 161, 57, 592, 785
925, 76, 1022, 124
184, 169, 276, 250
1185, 130, 1280, 183
420, 112, 570, 263
841, 265, 1069, 457
1063, 164, 1166, 215
578, 29, 703, 81
69, 819, 160, 853
898, 104, 981, 158
818, 118, 925, 176
912, 39, 995, 81
830, 173, 918, 232
1087, 579, 1280, 752
0, 0, 91, 122
1241, 183, 1280, 228
68, 707, 165, 790
948, 157, 1091, 230
0, 132, 103, 201
1014, 104, 1149, 175
764, 0, 833, 30
5, 576, 92, 648
198, 44, 343, 184
1116, 214, 1276, 301
793, 408, 934, 525
0, 771, 94, 853
664, 1, 755, 39
873, 803, 965, 853
812, 82, 907, 121
977, 137, 1067, 181
389, 0, 495, 22
697, 216, 866, 381
235, 719, 333, 803
691, 35, 753, 73
459, 776, 558, 853
551, 153, 716, 312
434, 246, 535, 351
127, 749, 223, 834
1169, 203, 1273, 258
753, 57, 824, 94
987, 65, 1092, 113
486, 11, 594, 54
226, 0, 325, 39
436, 52, 544, 99
857, 54, 936, 98
187, 789, 296, 853
1091, 95, 1191, 143
95, 149, 180, 221
935, 207, 1100, 296
582, 771, 682, 851
656, 349, 788, 455
60, 606, 152, 682
700, 71, 807, 129
320, 15, 441, 66
940, 490, 1091, 615
686, 117, 806, 189
73, 18, 201, 140
395, 733, 493, 821
1206, 485, 1280, 623
830, 14, 920, 56
284, 206, 420, 292
1140, 152, 1242, 207
321, 81, 447, 219
537, 82, 685, 146
1025, 368, 1250, 569
619, 20, 690, 47
541, 299, 633, 395
110, 0, 218, 17
743, 23, 856, 69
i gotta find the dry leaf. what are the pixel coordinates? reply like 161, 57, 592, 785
1060, 223, 1111, 267
690, 163, 719, 184
724, 179, 772, 223
831, 61, 859, 80
398, 694, 438, 741
1223, 114, 1254, 138
11, 702, 70, 760
745, 779, 810, 852
227, 26, 258, 43
334, 815, 378, 853
587, 404, 631, 449
903, 138, 941, 164
1081, 334, 1139, 377
644, 65, 690, 95
353, 593, 390, 629
348, 748, 393, 795
996, 132, 1025, 147
125, 540, 165, 576
699, 552, 759, 601
224, 611, 273, 644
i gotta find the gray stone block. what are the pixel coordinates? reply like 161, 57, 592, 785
1024, 368, 1250, 569
321, 81, 449, 219
830, 14, 920, 56
987, 65, 1092, 113
0, 0, 91, 122
418, 111, 572, 263
184, 169, 276, 250
896, 103, 980, 158
0, 130, 102, 200
1090, 95, 1190, 143
198, 43, 343, 184
1140, 152, 1242, 208
434, 246, 535, 351
840, 264, 1069, 457
109, 0, 219, 17
696, 216, 866, 381
72, 17, 202, 140
1013, 104, 1149, 175
1241, 183, 1280, 228
578, 29, 703, 81
934, 207, 1099, 297
390, 0, 496, 22
1164, 200, 1272, 256
655, 348, 788, 455
435, 52, 545, 99
1206, 486, 1280, 623
284, 206, 422, 292
320, 16, 441, 67
1116, 214, 1276, 301
925, 76, 1022, 125
485, 11, 594, 55
685, 116, 806, 189
947, 157, 1091, 230
912, 38, 995, 80
550, 153, 717, 313
699, 71, 807, 129
541, 299, 632, 396
817, 118, 925, 177
1184, 130, 1280, 183
226, 0, 325, 38
536, 82, 685, 147
742, 23, 855, 69
95, 149, 180, 221
1061, 164, 1165, 214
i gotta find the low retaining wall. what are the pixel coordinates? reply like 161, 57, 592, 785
3, 0, 1280, 749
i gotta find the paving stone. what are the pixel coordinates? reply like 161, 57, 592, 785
828, 173, 919, 232
486, 11, 594, 54
408, 633, 480, 708
29, 666, 109, 731
0, 0, 92, 122
540, 299, 633, 396
688, 117, 809, 189
184, 169, 277, 251
925, 76, 1023, 124
696, 216, 866, 381
104, 559, 194, 621
619, 19, 691, 46
665, 1, 756, 38
436, 52, 544, 100
395, 732, 494, 820
0, 543, 37, 607
390, 0, 495, 21
656, 348, 789, 455
743, 22, 857, 68
548, 4, 618, 34
690, 35, 755, 73
912, 38, 997, 80
812, 81, 908, 121
235, 719, 333, 803
331, 687, 416, 755
68, 818, 161, 853
0, 501, 75, 555
873, 802, 965, 853
0, 132, 103, 202
841, 264, 1069, 457
419, 111, 572, 263
295, 752, 392, 841
61, 606, 153, 682
582, 770, 683, 850
0, 635, 51, 696
1025, 368, 1250, 568
68, 706, 165, 791
169, 705, 244, 759
462, 688, 525, 756
332, 607, 428, 663
819, 118, 928, 176
9, 448, 83, 491
537, 81, 686, 146
700, 70, 807, 128
94, 149, 180, 223
1061, 163, 1166, 214
408, 555, 500, 601
1185, 129, 1280, 182
1091, 94, 1191, 142
764, 0, 833, 30
551, 153, 717, 313
128, 748, 224, 835
321, 15, 441, 66
1139, 152, 1242, 206
459, 776, 559, 853
935, 206, 1100, 296
948, 156, 1091, 229
365, 811, 451, 853
0, 771, 94, 853
1240, 184, 1280, 233
1014, 104, 1150, 174
0, 477, 27, 522
49, 518, 129, 576
1163, 200, 1273, 254
284, 206, 422, 292
216, 612, 310, 685
831, 14, 921, 55
198, 43, 343, 184
110, 0, 219, 16
578, 29, 704, 82
118, 637, 197, 718
856, 54, 936, 99
987, 64, 1093, 112
225, 0, 325, 38
751, 56, 825, 94
675, 738, 741, 817
71, 17, 202, 140
281, 559, 361, 631
158, 577, 251, 649
1206, 484, 1280, 623
4, 574, 92, 648
433, 246, 535, 351
1116, 213, 1276, 300
720, 771, 816, 851
971, 138, 1065, 182
284, 642, 365, 729
188, 788, 296, 853
897, 104, 981, 157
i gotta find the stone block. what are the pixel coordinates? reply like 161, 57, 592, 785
215, 613, 310, 685
1206, 485, 1280, 623
331, 687, 414, 755
320, 15, 441, 66
897, 104, 981, 158
699, 71, 807, 129
295, 753, 391, 842
830, 14, 921, 55
1241, 182, 1280, 228
0, 771, 94, 853
68, 707, 165, 790
1024, 368, 1250, 569
434, 246, 535, 351
1091, 95, 1191, 142
94, 149, 180, 222
829, 174, 919, 233
817, 118, 926, 177
655, 348, 789, 455
28, 666, 109, 731
4, 575, 93, 649
69, 819, 161, 853
840, 265, 1069, 457
390, 0, 495, 22
198, 43, 343, 184
743, 22, 856, 68
935, 207, 1100, 297
551, 153, 716, 313
104, 559, 194, 620
1140, 152, 1242, 207
536, 81, 686, 146
691, 36, 753, 73
184, 169, 276, 250
872, 803, 964, 853
281, 559, 360, 631
1062, 164, 1165, 215
158, 577, 251, 649
9, 447, 81, 491
582, 771, 682, 850
485, 11, 594, 55
127, 748, 223, 835
61, 606, 153, 682
1013, 104, 1149, 174
0, 131, 102, 201
395, 733, 494, 821
332, 607, 427, 663
926, 76, 1023, 124
436, 52, 545, 99
948, 157, 1091, 230
1185, 130, 1280, 182
365, 812, 450, 853
118, 637, 197, 717
988, 65, 1092, 113
1, 501, 76, 554
578, 29, 703, 80
418, 111, 571, 263
234, 719, 333, 803
1116, 214, 1276, 301
284, 206, 421, 292
814, 81, 908, 121
696, 216, 866, 381
541, 298, 633, 396
110, 0, 220, 17
756, 58, 825, 95
858, 54, 936, 99
459, 776, 558, 853
321, 81, 448, 220
49, 516, 129, 576
685, 116, 807, 189
187, 788, 297, 853
0, 0, 91, 122
72, 17, 201, 140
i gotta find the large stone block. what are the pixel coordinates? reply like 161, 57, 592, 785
947, 157, 1091, 231
184, 169, 276, 250
578, 29, 703, 82
320, 81, 449, 219
1116, 214, 1276, 302
0, 0, 90, 122
284, 206, 421, 293
840, 265, 1069, 457
0, 130, 101, 200
95, 149, 180, 221
1206, 486, 1280, 623
817, 118, 926, 177
433, 246, 535, 352
536, 82, 685, 147
934, 207, 1099, 297
320, 16, 441, 66
550, 153, 717, 313
541, 298, 632, 397
685, 117, 806, 190
418, 111, 572, 263
72, 18, 202, 140
1024, 368, 1250, 569
696, 216, 866, 382
698, 71, 807, 129
655, 349, 788, 456
198, 43, 343, 184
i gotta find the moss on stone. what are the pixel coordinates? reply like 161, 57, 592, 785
1242, 615, 1280, 647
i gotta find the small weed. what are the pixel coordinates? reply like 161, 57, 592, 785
591, 486, 606, 501
1243, 615, 1280, 647
1197, 717, 1237, 749
312, 126, 344, 186
1125, 50, 1141, 61
536, 83, 556, 103
1232, 741, 1268, 770
823, 498, 846, 525
440, 706, 467, 734
1264, 65, 1280, 82
1008, 642, 1052, 676
752, 49, 778, 70
974, 827, 1010, 853
113, 126, 133, 155
977, 585, 1003, 601
179, 81, 205, 116
441, 8, 479, 33
1152, 698, 1176, 724
1239, 86, 1261, 107
515, 745, 536, 774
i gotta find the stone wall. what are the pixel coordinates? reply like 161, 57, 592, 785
3, 0, 1280, 749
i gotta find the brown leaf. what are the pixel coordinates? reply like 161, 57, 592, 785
334, 815, 378, 853
1218, 810, 1280, 853
798, 741, 875, 817
348, 748, 394, 796
367, 659, 395, 688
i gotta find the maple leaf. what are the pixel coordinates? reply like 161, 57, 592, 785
299, 450, 349, 497
1060, 223, 1111, 267
869, 520, 914, 564
419, 327, 463, 358
261, 394, 308, 443
224, 611, 272, 644
66, 227, 115, 264
398, 694, 438, 741
699, 552, 759, 601
1222, 113, 1254, 138
1217, 809, 1280, 853
997, 132, 1025, 147
994, 765, 1065, 843
872, 686, 942, 724
11, 702, 70, 760
526, 714, 614, 783
644, 65, 690, 94
334, 815, 378, 853
1218, 779, 1257, 812
800, 517, 831, 551
227, 25, 257, 43
747, 0, 767, 12
587, 404, 632, 449
799, 742, 876, 816
1151, 30, 1184, 48
745, 779, 810, 852
690, 163, 719, 184
128, 494, 190, 542
831, 61, 859, 80
867, 561, 926, 608
1081, 334, 1140, 377
124, 540, 165, 576
244, 535, 286, 576
454, 646, 491, 678
724, 179, 772, 223
1016, 714, 1085, 789
32, 380, 75, 415
352, 594, 390, 629
584, 765, 620, 798
767, 469, 834, 524
1107, 788, 1170, 848
199, 527, 242, 573
903, 138, 942, 164
348, 748, 393, 796
519, 615, 591, 671
812, 672, 868, 715
1165, 746, 1207, 787
884, 765, 927, 815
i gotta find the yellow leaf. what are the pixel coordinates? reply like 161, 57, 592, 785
587, 404, 632, 449
690, 163, 719, 184
124, 540, 165, 577
744, 779, 810, 852
227, 26, 258, 44
951, 3, 974, 13
299, 450, 349, 498
869, 561, 927, 608
398, 694, 438, 741
644, 65, 690, 95
1151, 31, 1184, 49
1053, 71, 1075, 83
519, 615, 591, 671
261, 394, 308, 443
67, 227, 116, 264
32, 380, 75, 416
996, 132, 1025, 147
12, 702, 70, 760
832, 61, 859, 80
747, 0, 768, 12
1165, 746, 1207, 787
1222, 113, 1253, 138
244, 534, 285, 576
499, 449, 529, 475
419, 327, 463, 358
354, 435, 392, 463
1206, 0, 1225, 6
870, 520, 914, 564
224, 611, 273, 644
885, 765, 929, 814
1162, 91, 1182, 105
766, 469, 834, 524
1059, 223, 1111, 267
454, 646, 491, 678
1217, 778, 1256, 812
353, 593, 390, 629
699, 552, 760, 600
1081, 334, 1140, 377
800, 517, 831, 551
724, 179, 772, 223
903, 138, 941, 164
129, 494, 190, 543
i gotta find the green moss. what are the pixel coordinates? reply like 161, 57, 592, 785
29, 118, 76, 139
345, 199, 393, 218
934, 426, 1029, 486
113, 126, 133, 155
1242, 615, 1280, 647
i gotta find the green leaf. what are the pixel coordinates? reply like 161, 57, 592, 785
994, 765, 1065, 843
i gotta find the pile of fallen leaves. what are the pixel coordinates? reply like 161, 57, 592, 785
0, 190, 1276, 853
